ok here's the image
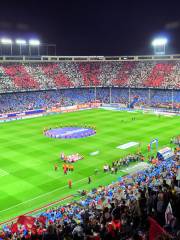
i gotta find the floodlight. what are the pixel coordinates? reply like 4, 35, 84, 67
16, 39, 26, 45
152, 38, 168, 46
1, 38, 12, 44
29, 39, 40, 46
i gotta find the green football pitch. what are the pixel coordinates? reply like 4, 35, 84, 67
0, 108, 179, 222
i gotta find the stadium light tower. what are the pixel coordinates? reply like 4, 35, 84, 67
152, 38, 168, 55
16, 39, 26, 55
1, 38, 13, 55
29, 39, 40, 56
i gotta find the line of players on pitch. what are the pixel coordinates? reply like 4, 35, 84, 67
54, 152, 145, 175
103, 153, 145, 174
54, 163, 74, 174
53, 152, 145, 189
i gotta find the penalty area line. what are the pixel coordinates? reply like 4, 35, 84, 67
0, 176, 88, 214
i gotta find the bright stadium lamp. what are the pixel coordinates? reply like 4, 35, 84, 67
16, 39, 26, 45
29, 40, 40, 56
16, 39, 27, 55
29, 39, 40, 46
1, 38, 12, 44
152, 38, 167, 46
1, 38, 13, 55
152, 37, 168, 55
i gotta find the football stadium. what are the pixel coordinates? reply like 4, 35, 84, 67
0, 55, 180, 239
0, 1, 180, 240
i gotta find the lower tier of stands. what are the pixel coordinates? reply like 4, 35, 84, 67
0, 88, 180, 114
1, 156, 180, 239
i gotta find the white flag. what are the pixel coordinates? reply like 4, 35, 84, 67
165, 202, 173, 225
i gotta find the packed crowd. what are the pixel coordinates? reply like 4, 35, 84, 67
0, 153, 180, 239
0, 61, 180, 93
0, 89, 95, 113
0, 88, 180, 114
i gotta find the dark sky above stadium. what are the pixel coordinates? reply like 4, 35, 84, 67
0, 0, 180, 56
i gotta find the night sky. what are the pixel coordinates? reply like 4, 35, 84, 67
0, 0, 180, 56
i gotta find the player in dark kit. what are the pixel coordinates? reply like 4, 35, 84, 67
88, 176, 91, 184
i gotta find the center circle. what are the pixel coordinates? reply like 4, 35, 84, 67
44, 127, 96, 139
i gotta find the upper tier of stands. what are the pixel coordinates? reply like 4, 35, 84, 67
0, 61, 180, 93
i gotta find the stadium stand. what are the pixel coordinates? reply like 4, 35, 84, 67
0, 61, 180, 92
2, 64, 39, 90
1, 88, 180, 114
1, 156, 180, 239
0, 59, 179, 113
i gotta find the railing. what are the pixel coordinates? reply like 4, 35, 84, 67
1, 54, 180, 62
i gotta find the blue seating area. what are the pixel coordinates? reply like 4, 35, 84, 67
0, 88, 180, 113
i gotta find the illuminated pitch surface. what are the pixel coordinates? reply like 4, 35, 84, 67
0, 109, 179, 222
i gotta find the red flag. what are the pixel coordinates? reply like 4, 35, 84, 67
11, 223, 18, 233
37, 216, 46, 225
149, 217, 167, 240
17, 215, 36, 228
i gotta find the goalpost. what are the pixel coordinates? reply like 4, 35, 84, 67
150, 138, 159, 152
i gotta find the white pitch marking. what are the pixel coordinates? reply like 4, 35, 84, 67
90, 151, 99, 156
121, 162, 150, 174
116, 142, 139, 149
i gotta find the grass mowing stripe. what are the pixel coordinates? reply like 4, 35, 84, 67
0, 176, 90, 214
